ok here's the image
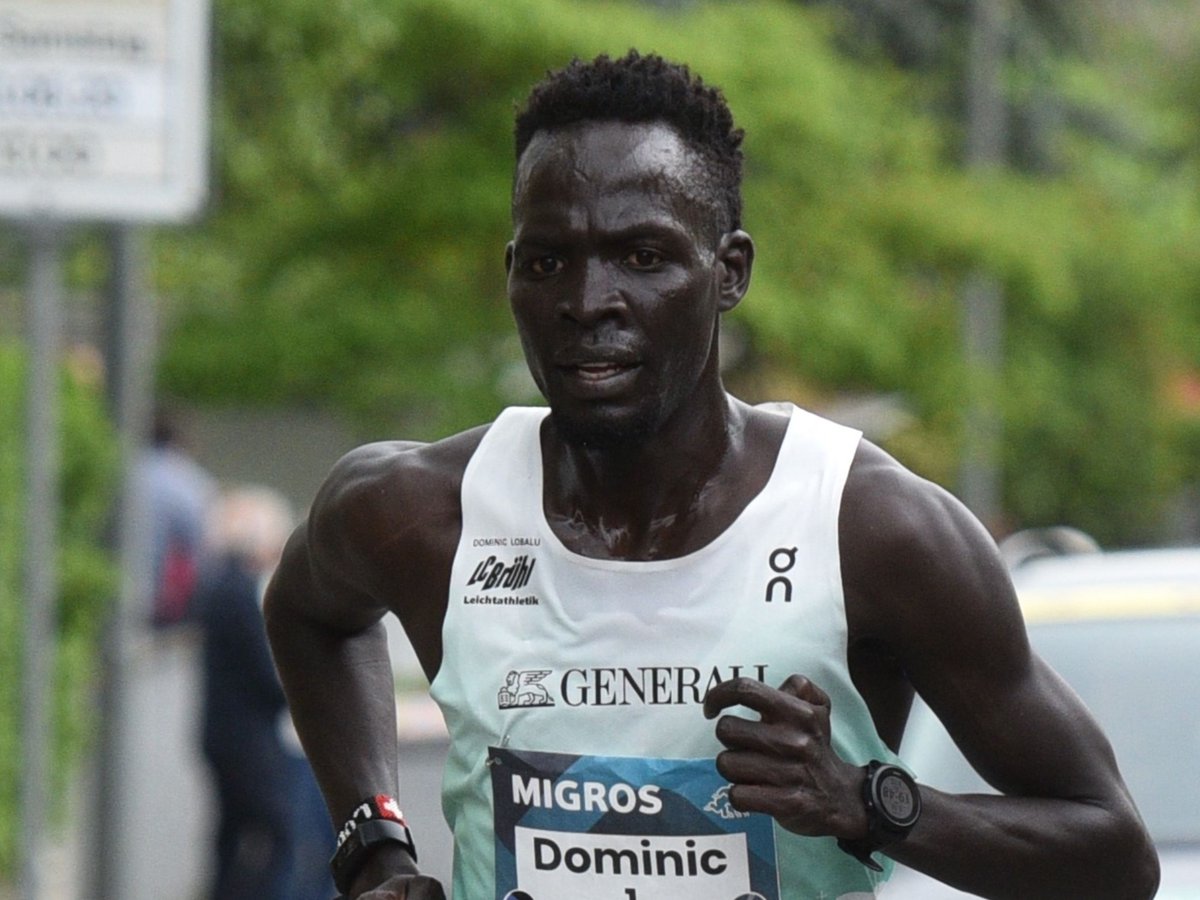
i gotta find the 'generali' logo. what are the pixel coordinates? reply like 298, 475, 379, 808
469, 554, 536, 591
495, 664, 770, 710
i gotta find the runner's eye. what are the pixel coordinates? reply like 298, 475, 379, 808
626, 249, 663, 269
529, 256, 564, 276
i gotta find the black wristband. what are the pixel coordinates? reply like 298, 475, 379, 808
330, 795, 417, 895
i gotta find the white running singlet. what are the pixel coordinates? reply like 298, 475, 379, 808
430, 403, 903, 900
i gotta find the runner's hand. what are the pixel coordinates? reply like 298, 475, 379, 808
703, 674, 869, 840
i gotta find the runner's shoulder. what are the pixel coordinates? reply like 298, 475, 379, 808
307, 425, 490, 565
842, 438, 969, 562
840, 438, 1015, 638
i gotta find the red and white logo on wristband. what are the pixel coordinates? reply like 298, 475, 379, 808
375, 794, 405, 823
335, 794, 408, 850
330, 793, 419, 893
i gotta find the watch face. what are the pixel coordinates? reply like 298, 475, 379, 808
877, 771, 919, 826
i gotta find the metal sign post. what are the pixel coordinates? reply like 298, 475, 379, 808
93, 224, 158, 900
959, 0, 1008, 530
20, 220, 64, 900
3, 1, 210, 896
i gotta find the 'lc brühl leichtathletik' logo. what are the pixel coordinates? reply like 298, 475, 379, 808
469, 554, 536, 592
498, 670, 555, 708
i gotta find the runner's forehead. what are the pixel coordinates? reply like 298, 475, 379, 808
512, 121, 709, 225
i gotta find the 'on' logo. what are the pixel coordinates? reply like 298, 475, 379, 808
765, 547, 797, 603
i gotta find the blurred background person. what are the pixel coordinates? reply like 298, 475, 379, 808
139, 408, 217, 628
194, 485, 335, 900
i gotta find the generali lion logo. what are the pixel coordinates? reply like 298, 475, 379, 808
704, 784, 749, 820
497, 670, 555, 709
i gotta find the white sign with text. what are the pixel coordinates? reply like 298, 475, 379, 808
0, 0, 209, 221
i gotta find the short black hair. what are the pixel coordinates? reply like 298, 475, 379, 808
514, 50, 745, 231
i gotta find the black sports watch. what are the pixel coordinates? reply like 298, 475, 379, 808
837, 760, 922, 872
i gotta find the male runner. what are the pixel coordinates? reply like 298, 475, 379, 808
265, 51, 1159, 900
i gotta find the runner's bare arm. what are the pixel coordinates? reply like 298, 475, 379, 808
846, 444, 1156, 898
264, 440, 454, 899
706, 440, 1158, 899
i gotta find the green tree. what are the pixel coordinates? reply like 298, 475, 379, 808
0, 344, 118, 878
154, 0, 1200, 544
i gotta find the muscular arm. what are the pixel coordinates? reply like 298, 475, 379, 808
840, 441, 1158, 898
705, 439, 1157, 898
263, 438, 470, 897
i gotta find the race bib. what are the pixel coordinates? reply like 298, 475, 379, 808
489, 746, 780, 900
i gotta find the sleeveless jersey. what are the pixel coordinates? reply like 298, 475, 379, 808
429, 403, 901, 900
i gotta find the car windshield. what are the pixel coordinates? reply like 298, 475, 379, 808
901, 614, 1200, 845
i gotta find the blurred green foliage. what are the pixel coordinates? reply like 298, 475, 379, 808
0, 344, 118, 876
154, 0, 1200, 544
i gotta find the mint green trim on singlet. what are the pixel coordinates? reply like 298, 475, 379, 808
430, 403, 902, 899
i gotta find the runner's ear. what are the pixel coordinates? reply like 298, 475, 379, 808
716, 230, 754, 312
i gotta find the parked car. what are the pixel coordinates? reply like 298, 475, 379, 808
887, 544, 1200, 898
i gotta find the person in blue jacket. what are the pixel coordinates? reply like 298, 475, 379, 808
197, 486, 335, 900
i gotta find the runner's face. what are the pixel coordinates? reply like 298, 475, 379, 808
507, 121, 741, 448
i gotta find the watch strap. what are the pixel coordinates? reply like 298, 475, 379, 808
837, 834, 886, 872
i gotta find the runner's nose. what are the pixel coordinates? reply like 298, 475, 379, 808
560, 256, 626, 327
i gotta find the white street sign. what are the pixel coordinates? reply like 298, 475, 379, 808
0, 0, 210, 222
